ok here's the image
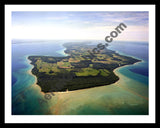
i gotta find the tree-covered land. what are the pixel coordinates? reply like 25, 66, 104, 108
28, 42, 140, 93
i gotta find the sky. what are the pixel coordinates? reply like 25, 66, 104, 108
12, 11, 148, 41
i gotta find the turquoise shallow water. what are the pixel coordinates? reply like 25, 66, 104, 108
12, 40, 148, 115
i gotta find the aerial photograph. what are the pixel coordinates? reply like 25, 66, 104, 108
12, 11, 148, 115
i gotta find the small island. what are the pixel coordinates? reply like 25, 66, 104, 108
28, 42, 140, 93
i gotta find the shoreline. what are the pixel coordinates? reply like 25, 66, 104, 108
26, 56, 46, 95
57, 43, 69, 57
113, 60, 142, 85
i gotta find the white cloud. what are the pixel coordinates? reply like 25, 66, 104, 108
12, 24, 148, 41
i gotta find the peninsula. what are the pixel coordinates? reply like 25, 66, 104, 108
28, 42, 140, 93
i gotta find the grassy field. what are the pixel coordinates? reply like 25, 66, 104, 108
75, 68, 99, 76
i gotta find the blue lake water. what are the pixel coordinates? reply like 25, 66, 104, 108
108, 41, 148, 77
12, 39, 148, 115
